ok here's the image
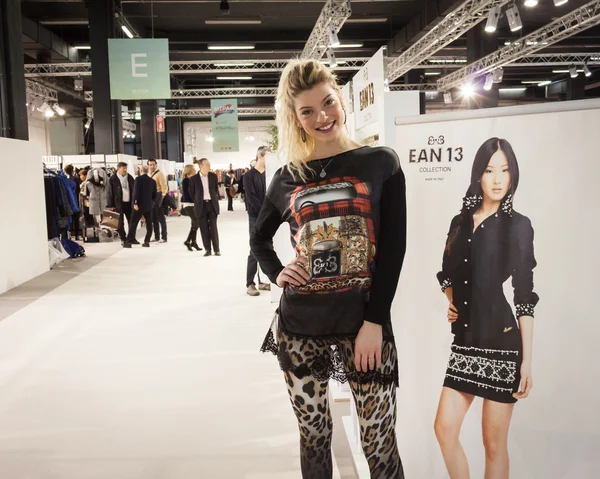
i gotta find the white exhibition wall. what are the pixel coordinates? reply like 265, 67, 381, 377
49, 118, 85, 155
0, 137, 49, 295
183, 119, 274, 170
393, 99, 600, 479
28, 116, 51, 157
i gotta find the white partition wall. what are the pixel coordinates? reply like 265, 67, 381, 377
0, 138, 49, 294
393, 99, 600, 479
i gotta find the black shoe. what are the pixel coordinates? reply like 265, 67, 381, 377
142, 243, 150, 248
215, 251, 221, 256
184, 241, 193, 252
190, 242, 202, 251
204, 251, 212, 257
159, 239, 168, 244
131, 239, 140, 245
123, 242, 132, 248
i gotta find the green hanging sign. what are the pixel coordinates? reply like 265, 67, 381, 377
210, 99, 239, 153
107, 39, 171, 100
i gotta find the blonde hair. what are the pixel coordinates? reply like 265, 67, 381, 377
276, 58, 344, 181
182, 164, 196, 179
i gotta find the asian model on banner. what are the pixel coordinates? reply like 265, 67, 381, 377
391, 101, 600, 479
107, 39, 171, 100
352, 47, 386, 130
210, 99, 239, 153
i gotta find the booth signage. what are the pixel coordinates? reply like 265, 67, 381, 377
108, 39, 171, 100
210, 99, 239, 152
156, 115, 165, 132
352, 47, 386, 130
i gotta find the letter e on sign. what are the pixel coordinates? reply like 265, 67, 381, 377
131, 53, 148, 77
156, 115, 165, 132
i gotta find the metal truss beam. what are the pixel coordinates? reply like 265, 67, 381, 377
506, 53, 600, 67
85, 87, 279, 102
438, 0, 600, 90
25, 80, 58, 102
388, 0, 511, 83
301, 0, 352, 60
25, 58, 367, 78
86, 107, 136, 131
390, 84, 441, 92
164, 108, 276, 118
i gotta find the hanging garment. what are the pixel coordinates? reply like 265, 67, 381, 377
86, 168, 108, 215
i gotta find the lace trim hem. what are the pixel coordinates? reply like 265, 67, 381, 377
260, 328, 399, 387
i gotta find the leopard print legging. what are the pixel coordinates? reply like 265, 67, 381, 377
280, 331, 404, 479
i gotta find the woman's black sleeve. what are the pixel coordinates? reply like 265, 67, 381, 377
436, 215, 460, 292
250, 196, 285, 284
364, 167, 407, 326
512, 217, 539, 318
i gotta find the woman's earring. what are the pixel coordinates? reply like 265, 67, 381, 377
300, 128, 307, 143
343, 109, 347, 125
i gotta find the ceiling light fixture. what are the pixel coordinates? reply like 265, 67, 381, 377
499, 87, 527, 92
461, 83, 475, 98
220, 0, 230, 14
569, 64, 578, 78
444, 91, 453, 105
74, 46, 91, 50
584, 63, 592, 77
208, 44, 255, 50
326, 48, 338, 68
506, 4, 523, 32
121, 25, 134, 39
346, 17, 387, 24
52, 103, 66, 116
538, 81, 552, 87
205, 18, 261, 25
524, 0, 539, 7
484, 74, 494, 91
216, 76, 252, 80
492, 67, 504, 83
328, 25, 340, 48
553, 69, 583, 73
424, 72, 441, 76
485, 5, 501, 33
85, 119, 92, 129
554, 0, 568, 6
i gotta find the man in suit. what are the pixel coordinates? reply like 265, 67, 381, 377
148, 158, 169, 243
107, 161, 135, 244
188, 158, 221, 256
124, 165, 157, 248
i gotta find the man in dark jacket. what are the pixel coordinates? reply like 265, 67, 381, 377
107, 161, 135, 243
188, 158, 221, 256
245, 146, 271, 296
124, 165, 157, 248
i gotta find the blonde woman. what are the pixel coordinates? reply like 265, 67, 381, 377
181, 164, 201, 252
250, 59, 406, 478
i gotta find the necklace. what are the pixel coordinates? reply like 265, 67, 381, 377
319, 156, 336, 178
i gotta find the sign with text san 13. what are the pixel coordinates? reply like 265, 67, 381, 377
108, 39, 171, 100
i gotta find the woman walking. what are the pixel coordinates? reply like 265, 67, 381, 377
181, 164, 201, 251
250, 59, 406, 479
434, 138, 539, 479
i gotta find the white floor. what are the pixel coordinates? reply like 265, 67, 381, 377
0, 203, 348, 479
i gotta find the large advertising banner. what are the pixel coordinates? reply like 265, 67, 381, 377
107, 39, 171, 100
210, 99, 239, 153
352, 47, 386, 131
393, 100, 600, 479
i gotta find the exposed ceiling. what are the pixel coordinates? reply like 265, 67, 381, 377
19, 0, 600, 117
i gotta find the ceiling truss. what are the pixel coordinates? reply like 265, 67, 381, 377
25, 80, 58, 102
387, 0, 511, 83
301, 0, 352, 60
438, 0, 600, 90
163, 108, 276, 118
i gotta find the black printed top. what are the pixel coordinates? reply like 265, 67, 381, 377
250, 146, 406, 340
437, 203, 539, 340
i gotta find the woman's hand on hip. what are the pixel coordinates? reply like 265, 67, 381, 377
513, 361, 533, 400
355, 321, 383, 372
276, 256, 310, 288
447, 302, 458, 323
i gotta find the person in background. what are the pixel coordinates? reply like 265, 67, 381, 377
224, 170, 237, 211
181, 164, 202, 252
124, 165, 156, 248
107, 161, 135, 245
245, 146, 271, 296
148, 159, 168, 243
189, 158, 221, 256
79, 167, 93, 230
63, 164, 82, 240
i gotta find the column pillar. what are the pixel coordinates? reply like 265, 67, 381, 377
405, 70, 426, 114
466, 25, 499, 109
86, 0, 123, 154
0, 0, 28, 140
140, 100, 159, 159
165, 99, 183, 162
